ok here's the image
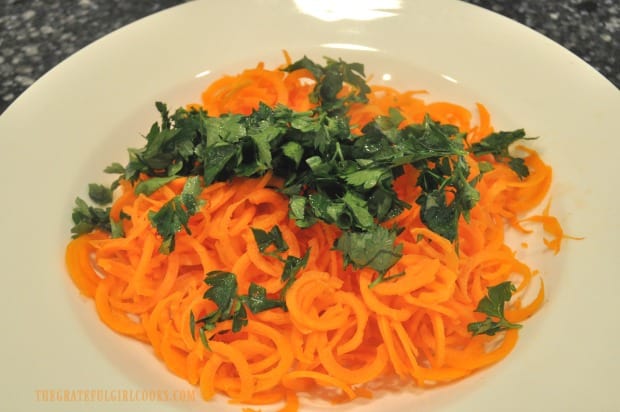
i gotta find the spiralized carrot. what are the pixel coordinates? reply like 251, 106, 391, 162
520, 200, 584, 254
65, 56, 566, 410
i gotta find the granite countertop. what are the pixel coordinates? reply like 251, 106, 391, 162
1, 0, 618, 114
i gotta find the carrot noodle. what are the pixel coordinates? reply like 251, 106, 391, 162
65, 56, 570, 410
520, 200, 584, 254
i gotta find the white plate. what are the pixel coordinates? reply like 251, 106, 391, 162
1, 0, 618, 411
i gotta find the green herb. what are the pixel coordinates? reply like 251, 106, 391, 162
335, 225, 402, 273
192, 271, 244, 337
134, 175, 178, 195
147, 176, 203, 254
88, 183, 113, 205
110, 219, 125, 239
71, 55, 537, 283
103, 162, 125, 174
467, 281, 522, 336
280, 251, 310, 296
245, 283, 284, 313
191, 224, 310, 346
251, 226, 288, 253
70, 197, 112, 238
250, 225, 310, 301
415, 155, 480, 242
283, 55, 370, 115
470, 129, 535, 178
191, 271, 285, 348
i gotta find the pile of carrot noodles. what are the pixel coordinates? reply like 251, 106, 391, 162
66, 54, 563, 411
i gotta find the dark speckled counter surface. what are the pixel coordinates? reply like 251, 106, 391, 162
1, 0, 618, 114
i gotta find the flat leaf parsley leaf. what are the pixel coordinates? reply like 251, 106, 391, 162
250, 225, 310, 300
191, 225, 310, 346
251, 226, 288, 253
470, 129, 535, 179
467, 281, 522, 336
148, 176, 203, 254
334, 225, 403, 277
192, 271, 285, 346
70, 197, 111, 238
88, 183, 113, 205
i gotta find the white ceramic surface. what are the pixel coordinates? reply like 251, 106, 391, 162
0, 0, 618, 411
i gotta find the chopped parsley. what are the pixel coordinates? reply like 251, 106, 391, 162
191, 225, 309, 343
147, 176, 203, 254
467, 281, 522, 336
70, 55, 533, 282
70, 197, 112, 238
470, 129, 535, 179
